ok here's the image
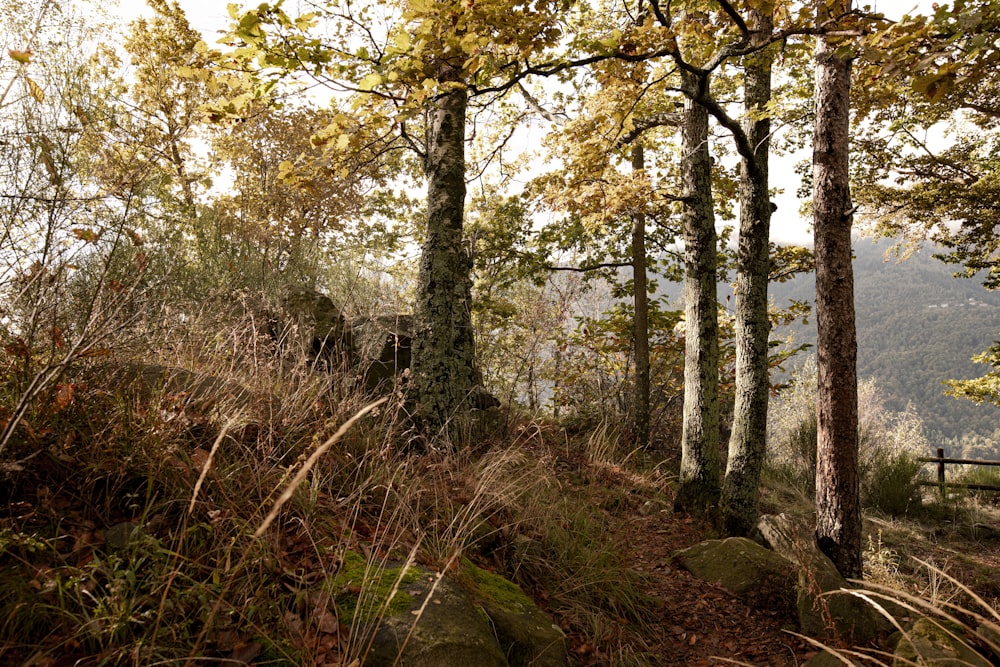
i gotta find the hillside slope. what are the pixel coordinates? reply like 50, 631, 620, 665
769, 238, 1000, 456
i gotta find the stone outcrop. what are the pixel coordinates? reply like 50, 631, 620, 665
332, 552, 566, 667
280, 285, 357, 370
893, 617, 992, 667
675, 514, 892, 646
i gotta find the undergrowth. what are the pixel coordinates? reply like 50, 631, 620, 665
0, 297, 658, 665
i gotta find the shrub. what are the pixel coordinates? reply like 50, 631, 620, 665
862, 449, 924, 516
768, 356, 928, 515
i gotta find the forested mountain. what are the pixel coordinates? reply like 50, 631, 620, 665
769, 238, 1000, 458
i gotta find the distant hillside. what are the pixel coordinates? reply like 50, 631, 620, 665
768, 238, 1000, 457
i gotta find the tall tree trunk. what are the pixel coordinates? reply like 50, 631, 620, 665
410, 85, 478, 433
721, 7, 774, 537
813, 0, 862, 578
632, 143, 650, 450
674, 70, 721, 516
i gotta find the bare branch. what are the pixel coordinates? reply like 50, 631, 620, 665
545, 261, 631, 273
618, 111, 683, 145
517, 82, 566, 126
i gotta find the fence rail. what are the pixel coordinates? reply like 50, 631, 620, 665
917, 447, 1000, 496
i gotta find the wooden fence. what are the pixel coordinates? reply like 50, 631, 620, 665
917, 447, 1000, 497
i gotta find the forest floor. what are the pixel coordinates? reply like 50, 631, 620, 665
508, 430, 1000, 666
2, 412, 1000, 666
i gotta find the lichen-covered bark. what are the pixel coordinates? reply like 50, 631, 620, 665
812, 0, 862, 579
674, 71, 721, 517
410, 85, 478, 431
722, 8, 774, 537
631, 144, 650, 450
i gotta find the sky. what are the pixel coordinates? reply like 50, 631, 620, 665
114, 0, 940, 246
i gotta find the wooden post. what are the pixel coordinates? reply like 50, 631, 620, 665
937, 447, 946, 501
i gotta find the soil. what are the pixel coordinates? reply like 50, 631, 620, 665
609, 506, 813, 666
530, 442, 817, 667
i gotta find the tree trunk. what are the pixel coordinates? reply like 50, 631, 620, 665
410, 85, 478, 433
813, 0, 862, 578
674, 70, 721, 516
721, 7, 774, 537
632, 143, 650, 450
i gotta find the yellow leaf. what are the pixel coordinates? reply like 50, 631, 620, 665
459, 33, 480, 54
393, 31, 411, 52
358, 72, 382, 91
25, 76, 43, 102
8, 49, 31, 64
71, 228, 100, 244
336, 134, 350, 150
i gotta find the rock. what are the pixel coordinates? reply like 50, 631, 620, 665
281, 286, 356, 369
353, 315, 413, 392
468, 384, 501, 410
461, 560, 568, 667
353, 315, 501, 408
757, 514, 887, 644
104, 521, 140, 550
805, 649, 862, 666
364, 572, 509, 667
893, 617, 992, 667
674, 537, 797, 615
328, 551, 564, 667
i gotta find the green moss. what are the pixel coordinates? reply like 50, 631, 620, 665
326, 551, 419, 623
461, 558, 534, 612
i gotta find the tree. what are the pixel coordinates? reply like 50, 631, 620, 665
222, 0, 587, 433
673, 68, 722, 514
812, 0, 862, 578
720, 5, 776, 536
631, 142, 651, 449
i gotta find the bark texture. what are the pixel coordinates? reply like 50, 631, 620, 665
674, 71, 721, 516
721, 8, 774, 537
812, 1, 862, 579
631, 143, 650, 450
410, 85, 479, 432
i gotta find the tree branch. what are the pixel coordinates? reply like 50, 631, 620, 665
545, 261, 631, 272
517, 82, 566, 126
618, 111, 684, 145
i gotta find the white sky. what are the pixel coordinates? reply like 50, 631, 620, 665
114, 0, 939, 246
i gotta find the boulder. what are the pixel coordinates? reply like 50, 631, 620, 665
328, 552, 566, 667
352, 315, 501, 409
805, 649, 862, 666
893, 617, 992, 667
674, 537, 797, 615
757, 514, 887, 644
353, 315, 413, 392
461, 560, 568, 667
364, 572, 509, 667
280, 286, 356, 369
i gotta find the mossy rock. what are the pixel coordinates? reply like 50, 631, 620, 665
805, 649, 864, 666
758, 513, 888, 644
461, 559, 568, 667
674, 537, 797, 615
363, 569, 509, 667
893, 617, 992, 667
325, 551, 419, 625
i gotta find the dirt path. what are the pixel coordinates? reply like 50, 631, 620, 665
613, 506, 813, 666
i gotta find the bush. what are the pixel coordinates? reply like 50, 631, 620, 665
768, 356, 928, 515
862, 449, 924, 516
